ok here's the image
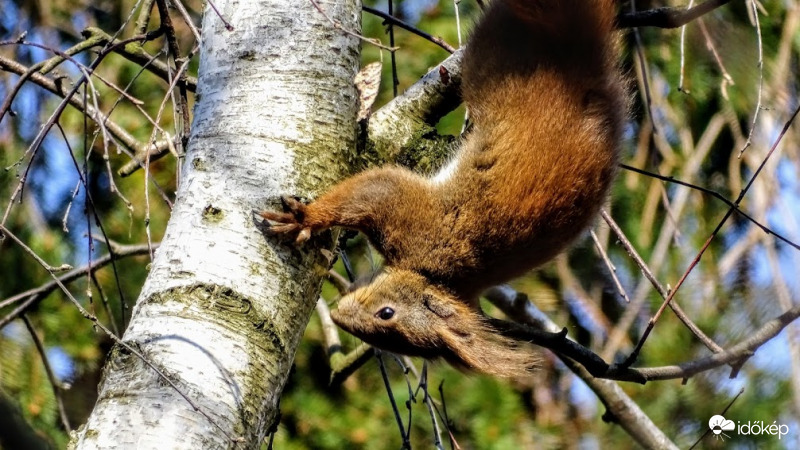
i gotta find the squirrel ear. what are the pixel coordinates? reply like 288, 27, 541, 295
423, 294, 455, 318
440, 320, 539, 378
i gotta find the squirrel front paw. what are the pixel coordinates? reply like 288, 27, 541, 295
257, 196, 313, 244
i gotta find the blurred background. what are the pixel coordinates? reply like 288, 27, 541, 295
1, 0, 799, 448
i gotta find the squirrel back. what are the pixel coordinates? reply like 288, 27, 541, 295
260, 0, 625, 377
429, 0, 625, 297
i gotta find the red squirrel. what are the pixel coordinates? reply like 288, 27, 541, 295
259, 0, 625, 377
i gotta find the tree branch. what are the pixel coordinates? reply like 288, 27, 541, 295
484, 286, 800, 383
316, 298, 375, 384
618, 0, 733, 29
635, 304, 800, 380
621, 102, 800, 368
366, 50, 463, 170
362, 6, 456, 53
80, 27, 197, 92
0, 243, 155, 330
484, 286, 678, 449
0, 54, 173, 169
600, 210, 724, 355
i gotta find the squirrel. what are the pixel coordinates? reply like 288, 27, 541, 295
259, 0, 625, 377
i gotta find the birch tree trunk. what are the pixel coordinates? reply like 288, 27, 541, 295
71, 0, 360, 447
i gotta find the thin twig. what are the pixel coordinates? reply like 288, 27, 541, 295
376, 351, 411, 448
170, 0, 202, 42
688, 388, 745, 449
155, 0, 191, 144
437, 381, 461, 450
0, 243, 154, 329
56, 123, 132, 324
329, 344, 375, 385
629, 1, 659, 135
677, 0, 696, 93
619, 164, 800, 251
697, 18, 735, 96
600, 210, 723, 354
394, 356, 414, 441
0, 53, 173, 171
415, 365, 445, 449
327, 269, 350, 295
618, 0, 733, 29
362, 6, 456, 53
134, 0, 157, 34
316, 298, 375, 384
621, 103, 800, 368
21, 315, 71, 431
91, 270, 120, 337
0, 33, 172, 221
590, 230, 630, 303
316, 298, 343, 357
0, 33, 105, 123
206, 0, 234, 31
635, 305, 800, 380
387, 0, 399, 97
485, 286, 800, 382
739, 0, 765, 156
310, 0, 397, 51
0, 225, 238, 442
80, 27, 197, 92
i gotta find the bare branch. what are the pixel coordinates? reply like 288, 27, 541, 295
600, 210, 724, 354
21, 315, 71, 431
622, 102, 800, 368
155, 0, 191, 144
316, 298, 375, 384
0, 243, 155, 329
636, 304, 800, 380
618, 165, 800, 251
80, 27, 197, 92
0, 49, 173, 182
739, 0, 765, 156
484, 286, 677, 449
484, 285, 800, 383
618, 0, 733, 29
590, 230, 630, 303
0, 225, 238, 442
363, 6, 456, 53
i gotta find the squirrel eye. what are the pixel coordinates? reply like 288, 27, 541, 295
375, 307, 395, 320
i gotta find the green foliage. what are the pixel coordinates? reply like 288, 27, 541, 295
2, 0, 799, 447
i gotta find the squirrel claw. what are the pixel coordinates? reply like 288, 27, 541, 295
269, 223, 300, 234
258, 210, 294, 223
257, 197, 312, 243
280, 196, 307, 219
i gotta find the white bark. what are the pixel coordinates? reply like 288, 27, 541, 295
71, 0, 360, 447
367, 49, 463, 162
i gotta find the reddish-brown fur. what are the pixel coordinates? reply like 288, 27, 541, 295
260, 0, 625, 377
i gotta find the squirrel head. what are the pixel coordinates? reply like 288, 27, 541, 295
330, 268, 538, 378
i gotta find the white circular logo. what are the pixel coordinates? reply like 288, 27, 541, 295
708, 415, 735, 435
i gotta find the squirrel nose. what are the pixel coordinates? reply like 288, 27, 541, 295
329, 292, 360, 327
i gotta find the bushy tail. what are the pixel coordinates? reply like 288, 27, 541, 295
462, 0, 620, 120
502, 0, 617, 39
